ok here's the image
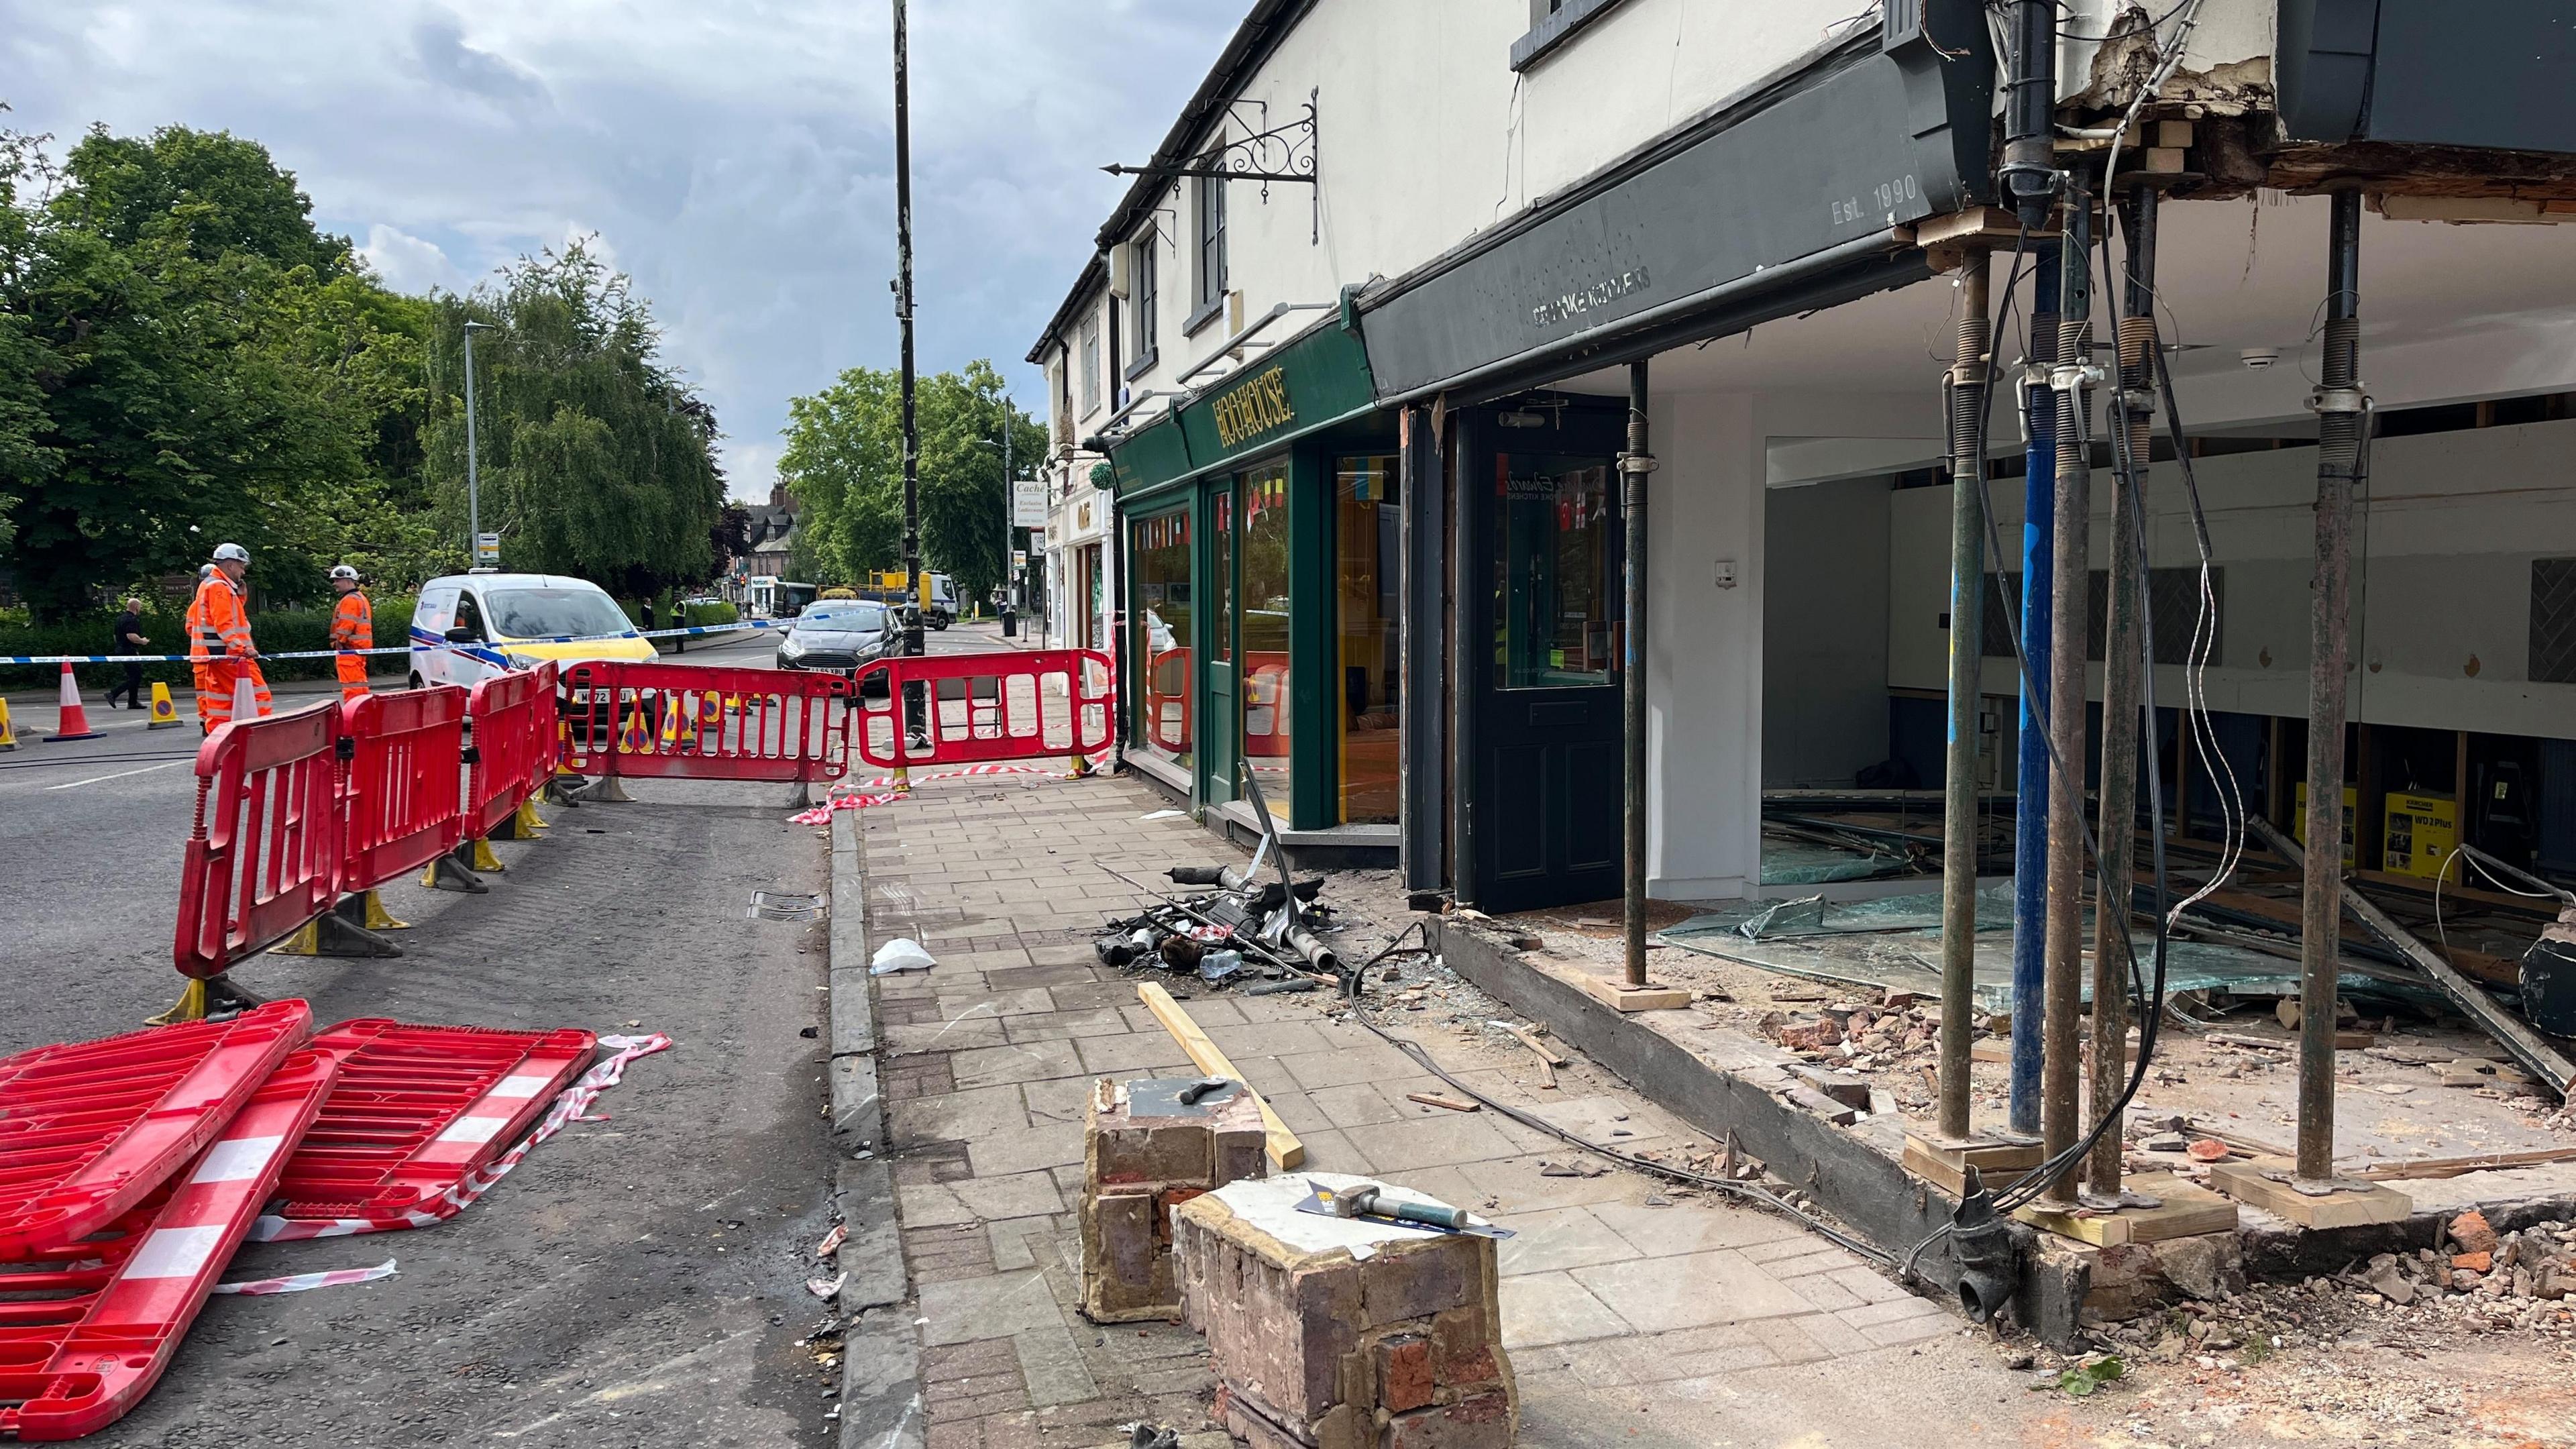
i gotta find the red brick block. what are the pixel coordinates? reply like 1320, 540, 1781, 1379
1377, 1335, 1432, 1413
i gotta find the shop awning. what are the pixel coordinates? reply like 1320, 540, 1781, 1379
1101, 311, 1379, 500
1352, 13, 1994, 405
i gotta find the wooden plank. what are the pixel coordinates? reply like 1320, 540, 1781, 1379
1580, 975, 1692, 1012
2251, 816, 2575, 1098
2010, 1175, 2239, 1247
2348, 1145, 2576, 1182
1902, 1137, 2033, 1197
1405, 1092, 1479, 1114
2208, 1155, 2411, 1228
1499, 1022, 1567, 1067
1136, 982, 1305, 1170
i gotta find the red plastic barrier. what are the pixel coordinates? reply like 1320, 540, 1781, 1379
463, 663, 557, 841
337, 686, 468, 892
558, 661, 851, 786
851, 649, 1113, 769
272, 1019, 596, 1223
172, 703, 343, 978
0, 1046, 336, 1441
0, 1000, 313, 1259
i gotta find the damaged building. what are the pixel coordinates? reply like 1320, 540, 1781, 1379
1027, 0, 2576, 1342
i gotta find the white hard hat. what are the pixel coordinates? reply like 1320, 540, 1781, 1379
329, 564, 360, 582
212, 543, 250, 563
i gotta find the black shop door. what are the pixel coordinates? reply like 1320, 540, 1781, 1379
1460, 403, 1626, 912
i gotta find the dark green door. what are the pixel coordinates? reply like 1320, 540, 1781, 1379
1200, 482, 1238, 807
1463, 405, 1626, 912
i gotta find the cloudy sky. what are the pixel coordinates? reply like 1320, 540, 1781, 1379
0, 1, 1237, 498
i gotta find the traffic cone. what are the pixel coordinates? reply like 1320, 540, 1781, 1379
146, 682, 182, 729
229, 672, 257, 724
0, 698, 16, 751
44, 661, 103, 742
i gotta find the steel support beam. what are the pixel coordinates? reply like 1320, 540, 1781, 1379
1937, 253, 1991, 1142
2039, 195, 2096, 1209
2298, 190, 2365, 1187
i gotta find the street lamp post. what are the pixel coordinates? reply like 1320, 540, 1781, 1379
463, 320, 491, 561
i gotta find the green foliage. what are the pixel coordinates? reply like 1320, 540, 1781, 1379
0, 123, 443, 620
780, 359, 1046, 604
417, 241, 724, 600
1, 121, 717, 626
683, 599, 739, 628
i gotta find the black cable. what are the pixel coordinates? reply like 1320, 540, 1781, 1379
1344, 1006, 1897, 1267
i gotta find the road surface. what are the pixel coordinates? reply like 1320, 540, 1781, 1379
0, 621, 1011, 1446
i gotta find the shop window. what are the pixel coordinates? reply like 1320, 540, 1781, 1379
1336, 455, 1401, 824
1240, 462, 1292, 818
1493, 453, 1615, 689
1132, 510, 1193, 769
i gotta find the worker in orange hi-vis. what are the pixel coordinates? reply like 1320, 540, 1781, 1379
327, 564, 373, 702
190, 543, 273, 734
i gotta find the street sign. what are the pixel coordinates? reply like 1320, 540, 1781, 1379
1012, 478, 1047, 529
473, 533, 501, 566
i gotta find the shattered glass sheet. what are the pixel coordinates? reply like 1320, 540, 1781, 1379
1658, 887, 2443, 1013
1758, 837, 1913, 885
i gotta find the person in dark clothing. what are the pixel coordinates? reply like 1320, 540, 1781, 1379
107, 597, 150, 709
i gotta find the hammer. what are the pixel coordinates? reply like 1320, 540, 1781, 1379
1314, 1180, 1469, 1231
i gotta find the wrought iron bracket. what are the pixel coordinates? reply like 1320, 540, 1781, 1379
1101, 89, 1319, 244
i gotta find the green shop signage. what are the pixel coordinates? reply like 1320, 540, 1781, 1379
1107, 315, 1377, 496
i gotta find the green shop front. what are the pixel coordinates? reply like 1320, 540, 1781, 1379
1106, 316, 1400, 852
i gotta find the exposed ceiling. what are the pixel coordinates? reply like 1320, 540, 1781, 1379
1548, 193, 2576, 432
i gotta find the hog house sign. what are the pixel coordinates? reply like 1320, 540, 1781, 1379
1212, 366, 1297, 451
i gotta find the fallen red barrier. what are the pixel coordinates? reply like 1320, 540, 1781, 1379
0, 1046, 337, 1441
0, 1001, 313, 1258
271, 1020, 597, 1222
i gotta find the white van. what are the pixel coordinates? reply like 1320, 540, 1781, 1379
409, 573, 659, 691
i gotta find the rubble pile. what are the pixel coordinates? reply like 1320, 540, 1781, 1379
2082, 1212, 2576, 1383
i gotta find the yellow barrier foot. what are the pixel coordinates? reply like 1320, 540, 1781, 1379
359, 888, 411, 931
272, 897, 404, 957
146, 973, 263, 1026
513, 798, 550, 835
424, 849, 491, 894
147, 978, 207, 1026
464, 837, 505, 873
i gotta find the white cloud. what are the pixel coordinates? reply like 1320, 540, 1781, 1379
356, 222, 466, 294
0, 0, 1238, 472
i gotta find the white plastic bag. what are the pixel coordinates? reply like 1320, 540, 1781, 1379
869, 937, 937, 975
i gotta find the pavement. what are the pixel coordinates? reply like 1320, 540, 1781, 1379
843, 766, 2062, 1449
0, 623, 1002, 1446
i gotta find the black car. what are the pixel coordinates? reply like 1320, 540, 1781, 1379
777, 600, 896, 683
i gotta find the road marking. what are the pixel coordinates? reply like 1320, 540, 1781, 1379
44, 759, 187, 790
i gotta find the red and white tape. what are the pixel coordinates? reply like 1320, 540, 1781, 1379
211, 1258, 399, 1295
246, 1032, 672, 1242
791, 792, 905, 825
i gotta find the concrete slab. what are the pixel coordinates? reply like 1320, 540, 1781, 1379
1569, 1249, 1812, 1332
1493, 1206, 1648, 1276
1498, 1271, 1633, 1348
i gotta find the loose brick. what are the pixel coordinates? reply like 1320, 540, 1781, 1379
1377, 1335, 1433, 1413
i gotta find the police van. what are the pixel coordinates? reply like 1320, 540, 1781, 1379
408, 573, 659, 691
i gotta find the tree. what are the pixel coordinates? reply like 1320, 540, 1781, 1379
417, 240, 725, 601
781, 358, 1045, 603
0, 123, 429, 619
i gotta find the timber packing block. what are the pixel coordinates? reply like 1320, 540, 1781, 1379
1177, 1173, 1516, 1449
1080, 1075, 1268, 1323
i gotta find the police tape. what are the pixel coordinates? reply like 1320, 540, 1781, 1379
0, 621, 790, 667
210, 1258, 400, 1296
